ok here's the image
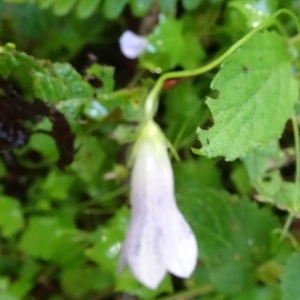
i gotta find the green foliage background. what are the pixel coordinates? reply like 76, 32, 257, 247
0, 0, 300, 299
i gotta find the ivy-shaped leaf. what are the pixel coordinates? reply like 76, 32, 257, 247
0, 196, 24, 237
178, 188, 279, 295
197, 31, 298, 160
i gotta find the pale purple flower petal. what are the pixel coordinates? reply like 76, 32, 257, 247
119, 30, 148, 59
118, 121, 198, 289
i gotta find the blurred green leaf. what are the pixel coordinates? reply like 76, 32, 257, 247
10, 262, 41, 298
19, 215, 85, 266
158, 0, 177, 14
227, 0, 278, 29
33, 62, 93, 104
71, 135, 105, 182
0, 196, 24, 237
103, 0, 127, 19
243, 141, 299, 214
232, 286, 279, 300
182, 0, 202, 11
129, 0, 152, 17
174, 157, 222, 190
86, 63, 115, 93
197, 31, 298, 160
164, 80, 204, 146
141, 16, 185, 72
281, 253, 300, 300
61, 266, 113, 299
76, 0, 102, 18
41, 169, 75, 201
178, 188, 279, 295
86, 206, 130, 273
116, 268, 173, 299
52, 0, 77, 16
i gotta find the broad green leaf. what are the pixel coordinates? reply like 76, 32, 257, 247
232, 286, 279, 300
96, 88, 147, 122
61, 266, 113, 298
281, 253, 300, 300
52, 0, 77, 16
0, 196, 24, 237
178, 188, 279, 295
102, 0, 127, 19
0, 43, 42, 78
71, 135, 105, 182
9, 262, 41, 298
86, 207, 130, 273
129, 0, 152, 17
76, 0, 102, 18
197, 31, 298, 160
86, 63, 115, 93
164, 80, 204, 147
41, 169, 75, 201
174, 157, 222, 189
227, 0, 278, 29
32, 62, 94, 104
141, 17, 185, 72
18, 133, 60, 168
19, 215, 85, 266
243, 141, 299, 214
182, 0, 202, 11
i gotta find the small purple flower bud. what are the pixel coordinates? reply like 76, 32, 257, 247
119, 30, 148, 59
118, 121, 198, 289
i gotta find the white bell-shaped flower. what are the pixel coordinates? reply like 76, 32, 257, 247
119, 30, 148, 59
118, 120, 198, 289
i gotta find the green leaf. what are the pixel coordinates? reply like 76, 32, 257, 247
182, 0, 202, 11
39, 0, 55, 9
70, 135, 105, 182
76, 0, 102, 19
10, 262, 41, 298
0, 293, 18, 300
164, 80, 204, 146
0, 196, 24, 237
41, 169, 75, 201
227, 0, 278, 30
243, 141, 299, 214
86, 207, 130, 274
19, 215, 85, 266
197, 31, 298, 160
116, 268, 173, 299
32, 62, 94, 104
174, 157, 222, 190
141, 17, 185, 72
178, 188, 279, 295
281, 253, 300, 300
52, 0, 77, 16
86, 63, 115, 93
158, 0, 177, 14
129, 0, 152, 17
102, 0, 127, 19
61, 266, 113, 298
232, 286, 279, 300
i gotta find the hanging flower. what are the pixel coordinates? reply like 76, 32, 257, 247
119, 30, 148, 59
118, 120, 198, 289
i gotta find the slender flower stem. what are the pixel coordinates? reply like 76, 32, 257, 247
144, 9, 300, 119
